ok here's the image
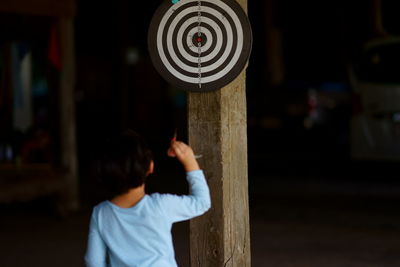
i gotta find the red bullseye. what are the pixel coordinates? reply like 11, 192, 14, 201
192, 33, 207, 47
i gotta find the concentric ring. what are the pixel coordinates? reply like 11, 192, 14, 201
171, 15, 229, 71
148, 0, 252, 92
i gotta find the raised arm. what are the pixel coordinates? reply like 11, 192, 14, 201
161, 140, 211, 222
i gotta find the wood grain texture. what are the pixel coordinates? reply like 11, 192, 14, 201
188, 1, 250, 265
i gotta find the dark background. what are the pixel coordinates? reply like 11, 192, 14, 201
73, 0, 399, 174
2, 0, 400, 266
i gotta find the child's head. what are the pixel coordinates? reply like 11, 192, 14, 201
95, 130, 153, 199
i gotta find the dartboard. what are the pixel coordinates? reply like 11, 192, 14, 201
148, 0, 252, 92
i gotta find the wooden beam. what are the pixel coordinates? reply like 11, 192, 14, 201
59, 18, 79, 211
188, 0, 251, 265
0, 0, 76, 17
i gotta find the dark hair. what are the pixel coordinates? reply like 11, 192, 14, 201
94, 130, 153, 199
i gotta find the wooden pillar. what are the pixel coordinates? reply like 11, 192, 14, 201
188, 0, 251, 265
59, 17, 79, 211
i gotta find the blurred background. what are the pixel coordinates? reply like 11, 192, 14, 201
1, 0, 400, 266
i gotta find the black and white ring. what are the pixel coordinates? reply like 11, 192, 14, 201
148, 0, 252, 92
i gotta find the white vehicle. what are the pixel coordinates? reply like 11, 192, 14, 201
350, 37, 400, 160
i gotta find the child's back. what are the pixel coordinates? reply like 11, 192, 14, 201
84, 130, 210, 267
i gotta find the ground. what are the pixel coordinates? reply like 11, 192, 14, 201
1, 160, 400, 267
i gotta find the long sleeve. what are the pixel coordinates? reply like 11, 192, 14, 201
156, 170, 211, 222
84, 212, 107, 267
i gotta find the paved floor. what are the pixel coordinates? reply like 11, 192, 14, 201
1, 160, 400, 267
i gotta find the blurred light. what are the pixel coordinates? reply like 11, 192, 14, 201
0, 145, 4, 162
126, 47, 140, 65
392, 112, 400, 122
5, 145, 13, 162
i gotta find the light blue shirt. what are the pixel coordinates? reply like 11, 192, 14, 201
85, 170, 211, 267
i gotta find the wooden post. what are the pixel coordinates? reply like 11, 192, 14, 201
188, 0, 251, 265
59, 17, 79, 211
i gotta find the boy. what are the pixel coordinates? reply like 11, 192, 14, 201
84, 130, 211, 267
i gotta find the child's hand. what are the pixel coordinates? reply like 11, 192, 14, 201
168, 141, 200, 172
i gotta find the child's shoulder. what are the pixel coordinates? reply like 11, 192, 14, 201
148, 192, 189, 209
146, 193, 183, 208
147, 192, 181, 201
146, 192, 172, 204
91, 200, 111, 213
